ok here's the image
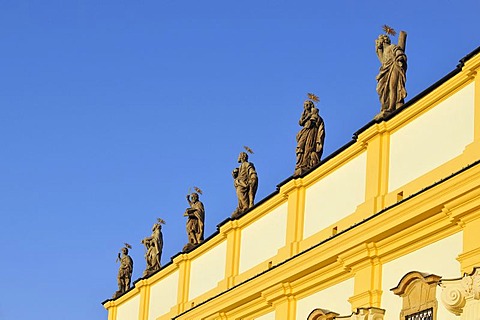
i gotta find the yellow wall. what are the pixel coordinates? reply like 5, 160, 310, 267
382, 232, 462, 319
147, 270, 179, 320
104, 50, 480, 320
239, 202, 288, 274
189, 240, 227, 300
116, 294, 140, 320
255, 311, 276, 320
389, 82, 475, 192
296, 278, 354, 319
304, 151, 367, 239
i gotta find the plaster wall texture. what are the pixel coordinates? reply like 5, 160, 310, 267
382, 232, 462, 320
255, 311, 276, 320
148, 271, 179, 320
239, 203, 288, 273
296, 278, 354, 319
116, 294, 140, 320
389, 82, 475, 192
304, 152, 367, 239
188, 240, 227, 300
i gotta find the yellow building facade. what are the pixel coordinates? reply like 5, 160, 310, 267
103, 46, 480, 320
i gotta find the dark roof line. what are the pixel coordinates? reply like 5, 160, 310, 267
171, 158, 480, 319
103, 44, 480, 305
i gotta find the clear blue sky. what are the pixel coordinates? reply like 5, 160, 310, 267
1, 1, 479, 319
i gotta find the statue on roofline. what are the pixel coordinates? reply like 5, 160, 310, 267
294, 93, 325, 177
113, 243, 133, 299
141, 218, 164, 277
183, 187, 205, 252
232, 147, 258, 218
375, 25, 408, 119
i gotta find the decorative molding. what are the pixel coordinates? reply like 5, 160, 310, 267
440, 267, 480, 316
391, 271, 441, 320
307, 308, 339, 320
357, 122, 389, 147
348, 307, 385, 320
307, 307, 385, 320
261, 282, 294, 306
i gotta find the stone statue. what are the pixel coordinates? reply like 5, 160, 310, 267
375, 27, 407, 118
141, 219, 164, 277
113, 243, 133, 299
232, 151, 258, 218
183, 192, 205, 252
294, 99, 325, 176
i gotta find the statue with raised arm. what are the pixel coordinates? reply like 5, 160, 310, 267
141, 218, 164, 277
375, 25, 407, 119
294, 94, 325, 177
113, 243, 133, 299
232, 149, 258, 218
183, 190, 205, 252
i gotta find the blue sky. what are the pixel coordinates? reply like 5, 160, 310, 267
1, 1, 479, 319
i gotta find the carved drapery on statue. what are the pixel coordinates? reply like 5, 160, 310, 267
141, 218, 164, 277
113, 243, 133, 299
375, 26, 407, 119
183, 192, 205, 252
232, 151, 258, 218
294, 98, 325, 176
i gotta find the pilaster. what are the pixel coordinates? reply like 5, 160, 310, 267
279, 178, 306, 257
173, 254, 191, 313
458, 214, 480, 274
104, 300, 117, 320
136, 279, 150, 320
357, 122, 390, 215
344, 243, 382, 310
463, 50, 480, 143
474, 60, 480, 143
262, 283, 296, 320
274, 296, 296, 320
219, 220, 241, 289
461, 52, 480, 160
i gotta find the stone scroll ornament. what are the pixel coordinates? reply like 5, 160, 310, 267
113, 243, 134, 299
294, 93, 325, 177
232, 147, 258, 218
141, 218, 164, 277
183, 187, 205, 252
375, 25, 407, 119
440, 267, 480, 317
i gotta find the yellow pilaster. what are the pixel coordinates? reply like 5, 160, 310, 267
220, 220, 241, 288
279, 179, 306, 257
274, 296, 296, 320
136, 279, 150, 320
262, 283, 296, 320
458, 214, 480, 274
173, 254, 191, 314
473, 62, 480, 142
104, 301, 117, 320
462, 52, 480, 158
345, 243, 382, 310
357, 123, 390, 215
